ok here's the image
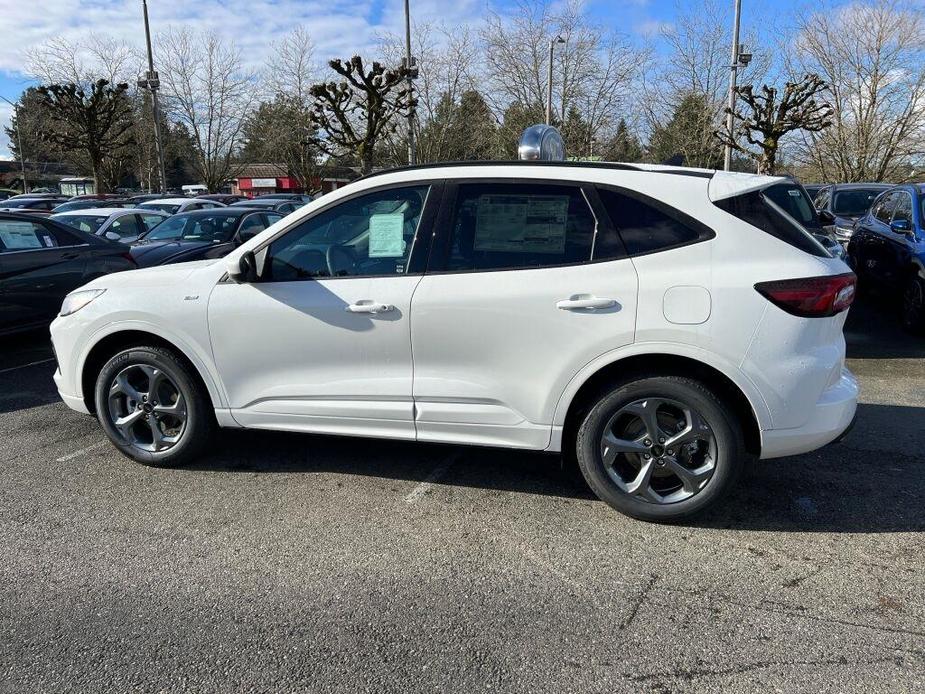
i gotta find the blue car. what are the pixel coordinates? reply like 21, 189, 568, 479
847, 184, 925, 333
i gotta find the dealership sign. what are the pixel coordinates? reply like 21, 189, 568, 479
250, 178, 277, 188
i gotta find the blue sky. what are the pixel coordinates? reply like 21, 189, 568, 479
0, 0, 785, 158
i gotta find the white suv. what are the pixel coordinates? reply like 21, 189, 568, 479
50, 163, 858, 521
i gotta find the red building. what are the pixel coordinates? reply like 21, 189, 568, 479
232, 163, 356, 198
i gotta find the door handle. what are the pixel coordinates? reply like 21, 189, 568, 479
556, 296, 616, 311
346, 301, 395, 314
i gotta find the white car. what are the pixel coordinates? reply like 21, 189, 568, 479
137, 197, 227, 215
50, 162, 858, 521
50, 208, 170, 244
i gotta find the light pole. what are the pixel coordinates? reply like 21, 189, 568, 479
723, 0, 752, 171
546, 35, 565, 125
0, 95, 28, 193
403, 0, 417, 166
138, 0, 167, 193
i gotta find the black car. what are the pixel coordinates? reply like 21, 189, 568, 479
0, 212, 136, 335
230, 198, 305, 214
256, 193, 314, 203
126, 193, 170, 204
129, 208, 284, 268
198, 193, 250, 205
0, 197, 69, 214
813, 183, 892, 244
52, 198, 134, 213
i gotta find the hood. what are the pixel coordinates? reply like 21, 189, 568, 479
81, 258, 221, 290
130, 239, 215, 267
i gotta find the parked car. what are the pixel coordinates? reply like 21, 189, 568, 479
256, 193, 314, 203
0, 197, 68, 214
128, 208, 283, 267
6, 191, 61, 200
197, 193, 250, 205
67, 193, 125, 202
230, 198, 305, 214
137, 197, 227, 215
52, 199, 135, 213
126, 193, 169, 204
0, 188, 20, 200
0, 212, 136, 335
813, 183, 891, 243
847, 184, 925, 333
49, 162, 858, 522
50, 208, 170, 244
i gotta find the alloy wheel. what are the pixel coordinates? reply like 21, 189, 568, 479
599, 397, 717, 504
106, 364, 188, 453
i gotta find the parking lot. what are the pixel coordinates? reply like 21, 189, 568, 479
0, 293, 923, 693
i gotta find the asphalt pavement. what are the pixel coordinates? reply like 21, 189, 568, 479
1, 293, 923, 693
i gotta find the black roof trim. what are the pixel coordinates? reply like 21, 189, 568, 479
358, 160, 715, 182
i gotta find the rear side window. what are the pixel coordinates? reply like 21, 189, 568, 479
596, 188, 704, 256
0, 219, 58, 251
443, 183, 595, 272
714, 184, 828, 258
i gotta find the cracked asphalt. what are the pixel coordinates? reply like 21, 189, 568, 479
1, 293, 923, 693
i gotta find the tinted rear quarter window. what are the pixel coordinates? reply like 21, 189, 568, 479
596, 188, 704, 256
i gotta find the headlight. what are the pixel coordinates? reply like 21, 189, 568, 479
834, 225, 854, 239
59, 289, 106, 317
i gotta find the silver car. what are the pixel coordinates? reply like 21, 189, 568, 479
50, 208, 170, 244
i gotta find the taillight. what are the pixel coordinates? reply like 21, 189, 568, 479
754, 272, 856, 318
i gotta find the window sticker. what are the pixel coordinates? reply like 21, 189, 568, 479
368, 213, 406, 257
474, 194, 569, 254
0, 226, 43, 250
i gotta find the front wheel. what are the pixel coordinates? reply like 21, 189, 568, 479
575, 376, 745, 522
94, 345, 215, 467
901, 275, 925, 335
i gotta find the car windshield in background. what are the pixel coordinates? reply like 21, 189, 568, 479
832, 190, 881, 217
762, 183, 821, 230
143, 214, 239, 242
51, 214, 109, 233
141, 203, 181, 214
1, 199, 46, 209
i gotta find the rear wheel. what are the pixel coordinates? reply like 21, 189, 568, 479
901, 275, 925, 335
94, 345, 215, 467
575, 376, 744, 522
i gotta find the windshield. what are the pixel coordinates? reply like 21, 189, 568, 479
832, 189, 882, 217
143, 214, 239, 242
51, 214, 108, 233
141, 202, 181, 214
2, 199, 45, 209
762, 183, 821, 230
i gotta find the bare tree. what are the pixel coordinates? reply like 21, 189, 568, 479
717, 75, 833, 174
26, 35, 138, 87
265, 26, 317, 104
790, 0, 925, 182
308, 56, 414, 174
156, 28, 257, 191
480, 0, 639, 156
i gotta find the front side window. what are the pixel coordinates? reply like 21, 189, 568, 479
139, 214, 166, 231
832, 189, 882, 217
237, 214, 268, 241
265, 185, 429, 281
143, 214, 240, 242
893, 192, 913, 225
0, 219, 58, 251
597, 188, 703, 256
873, 192, 896, 223
52, 214, 108, 234
443, 183, 595, 272
109, 214, 143, 239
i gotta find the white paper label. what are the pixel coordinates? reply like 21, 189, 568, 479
368, 213, 406, 258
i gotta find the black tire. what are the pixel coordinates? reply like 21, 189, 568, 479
94, 345, 215, 467
901, 275, 925, 335
575, 375, 745, 522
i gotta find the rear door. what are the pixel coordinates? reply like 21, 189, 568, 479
0, 218, 88, 331
409, 179, 639, 449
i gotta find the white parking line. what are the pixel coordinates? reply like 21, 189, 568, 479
0, 358, 55, 375
56, 441, 107, 462
404, 452, 460, 504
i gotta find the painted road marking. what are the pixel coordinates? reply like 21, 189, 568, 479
0, 358, 55, 375
404, 452, 460, 504
56, 441, 108, 463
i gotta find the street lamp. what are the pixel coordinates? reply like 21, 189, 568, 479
546, 35, 565, 126
723, 0, 752, 171
138, 0, 167, 193
0, 94, 28, 194
403, 0, 418, 166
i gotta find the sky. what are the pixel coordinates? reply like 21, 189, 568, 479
0, 0, 788, 159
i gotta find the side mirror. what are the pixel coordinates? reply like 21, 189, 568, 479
891, 218, 912, 234
225, 250, 258, 283
818, 209, 835, 224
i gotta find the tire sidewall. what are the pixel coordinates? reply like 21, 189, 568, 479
576, 377, 744, 522
902, 276, 925, 334
94, 347, 209, 467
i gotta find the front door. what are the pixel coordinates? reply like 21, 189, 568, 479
208, 184, 438, 440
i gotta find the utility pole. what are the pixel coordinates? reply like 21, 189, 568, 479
723, 0, 743, 171
404, 0, 416, 166
139, 0, 167, 192
546, 36, 565, 125
0, 95, 28, 193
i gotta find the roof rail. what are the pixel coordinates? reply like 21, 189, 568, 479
356, 159, 678, 182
